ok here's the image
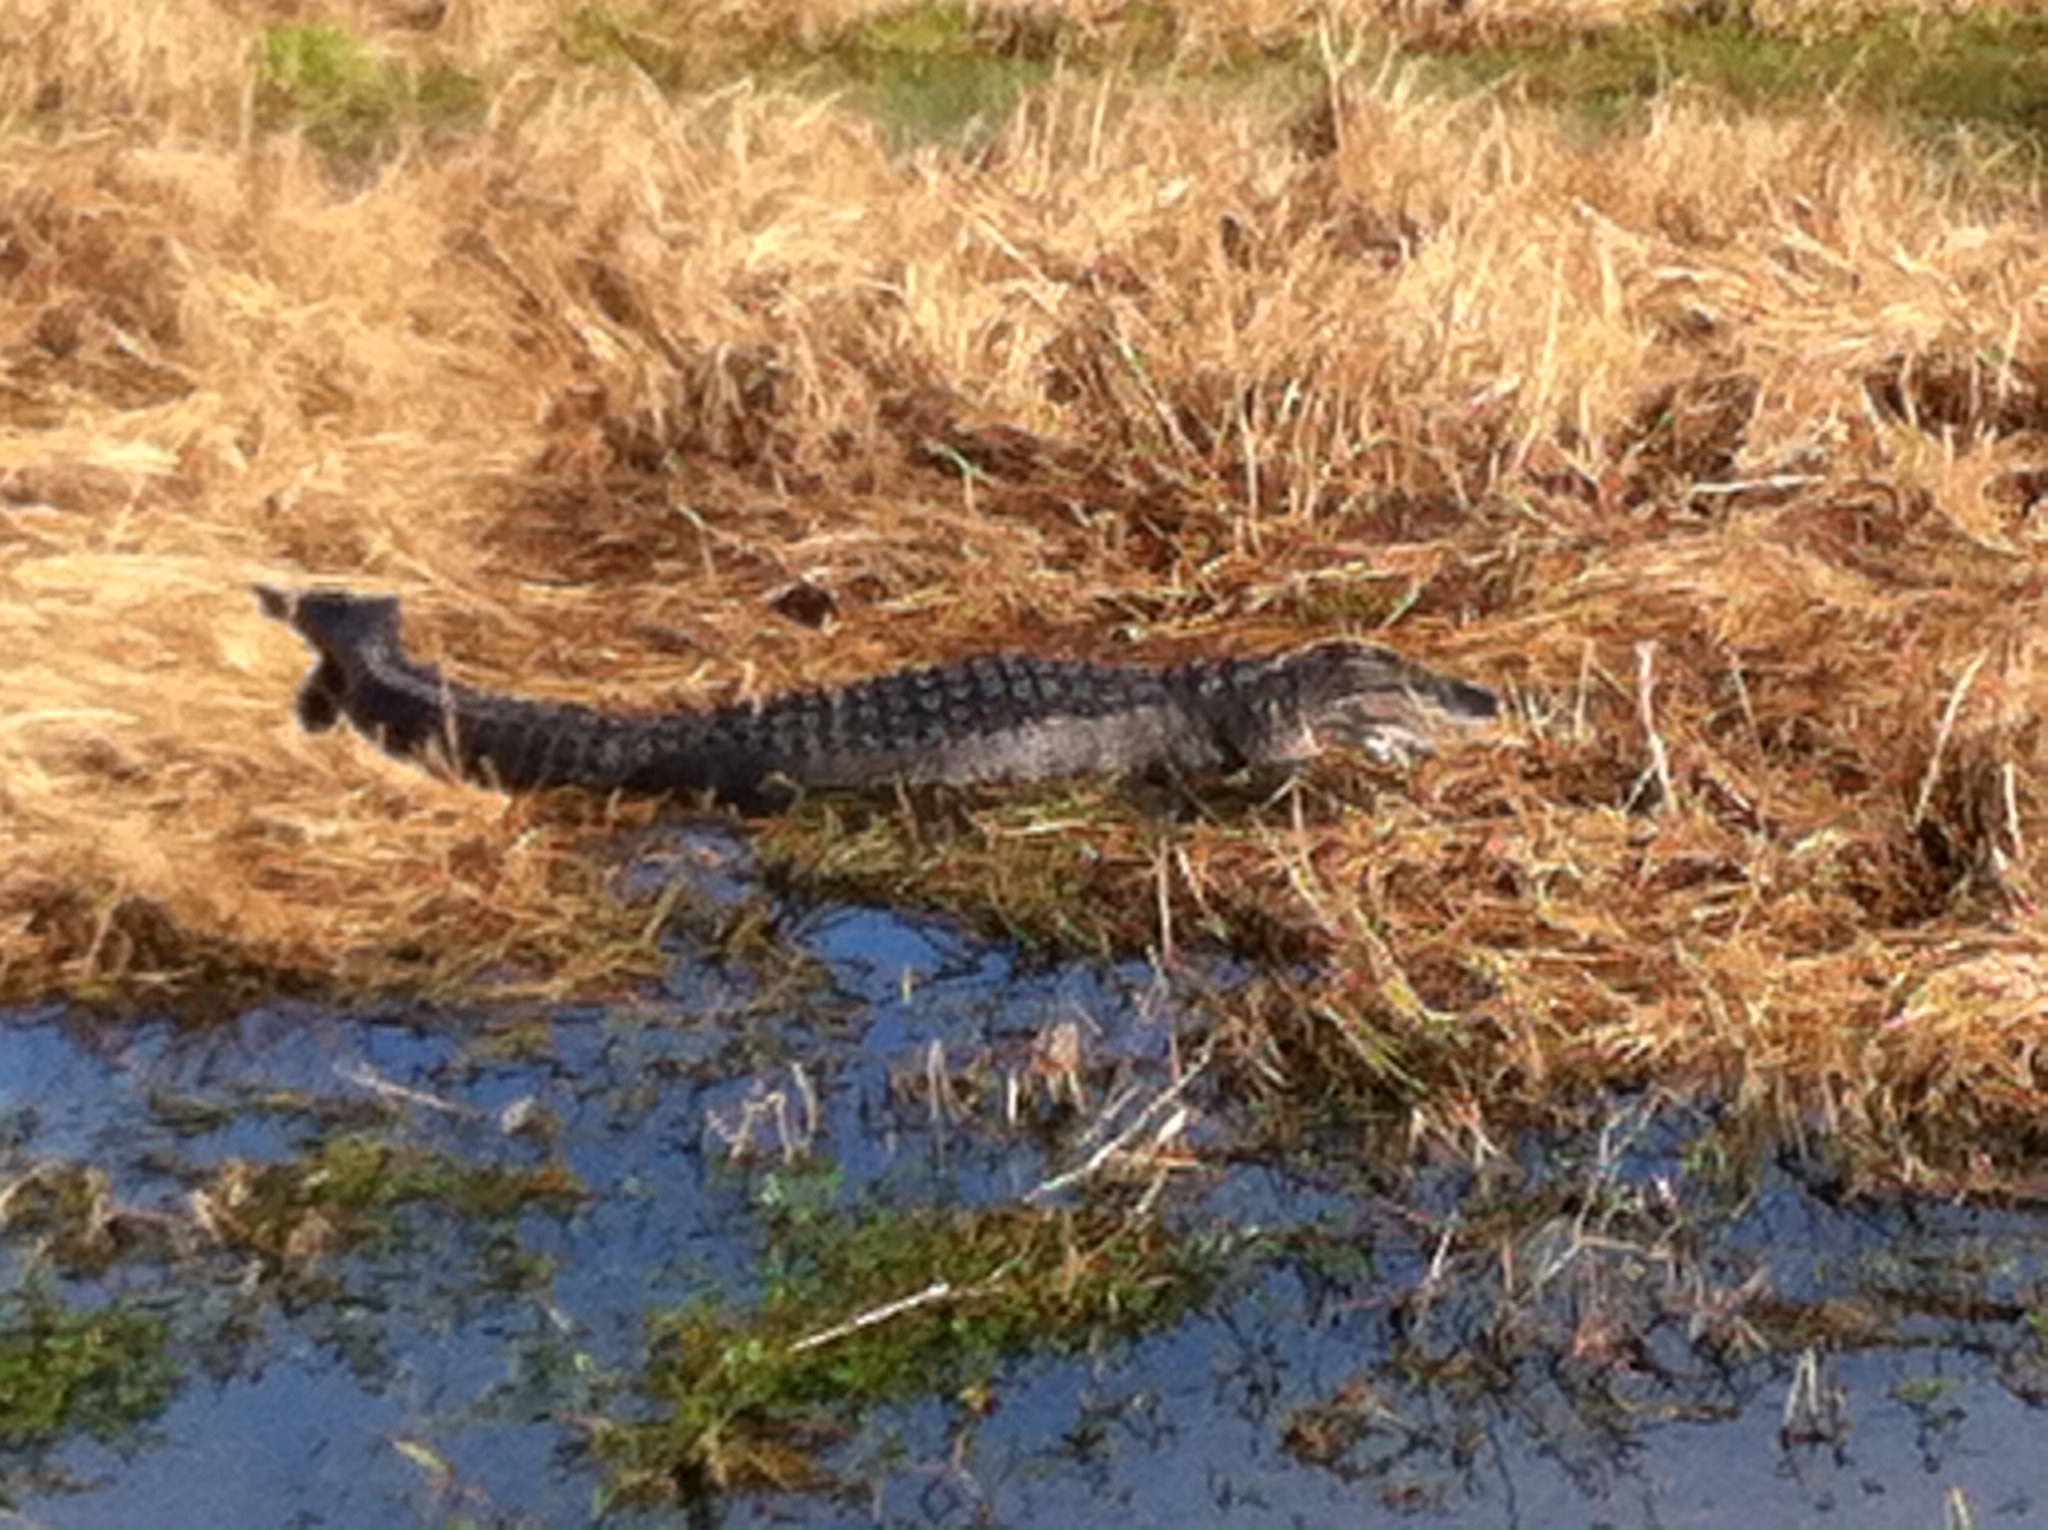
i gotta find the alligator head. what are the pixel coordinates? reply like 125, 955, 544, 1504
1277, 639, 1500, 767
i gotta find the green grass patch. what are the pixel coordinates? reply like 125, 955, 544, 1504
829, 1, 1057, 149
1414, 11, 2048, 143
554, 3, 2045, 159
560, 0, 1107, 149
255, 23, 484, 174
558, 7, 701, 91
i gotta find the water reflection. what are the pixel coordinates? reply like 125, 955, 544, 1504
0, 876, 2040, 1528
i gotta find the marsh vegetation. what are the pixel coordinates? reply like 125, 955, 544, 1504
2, 0, 2047, 1518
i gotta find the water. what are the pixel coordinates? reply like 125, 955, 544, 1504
0, 832, 2040, 1527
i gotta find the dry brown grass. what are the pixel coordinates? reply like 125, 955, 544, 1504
2, 0, 2045, 1174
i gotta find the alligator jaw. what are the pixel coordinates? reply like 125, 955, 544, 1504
1275, 640, 1500, 767
1297, 704, 1424, 766
1308, 672, 1500, 767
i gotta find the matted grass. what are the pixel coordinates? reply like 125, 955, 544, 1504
2, 0, 2046, 1178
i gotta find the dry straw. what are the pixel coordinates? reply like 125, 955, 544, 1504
2, 0, 2044, 1175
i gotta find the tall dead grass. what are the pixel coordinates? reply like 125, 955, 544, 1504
2, 0, 2045, 1174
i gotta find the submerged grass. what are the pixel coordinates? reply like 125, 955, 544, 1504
1, 0, 2047, 1182
0, 1292, 174, 1452
600, 1191, 1222, 1504
0, 1134, 585, 1285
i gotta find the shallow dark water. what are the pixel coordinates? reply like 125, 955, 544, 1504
0, 833, 2041, 1528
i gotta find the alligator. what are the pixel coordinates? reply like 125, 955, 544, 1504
256, 585, 1498, 812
